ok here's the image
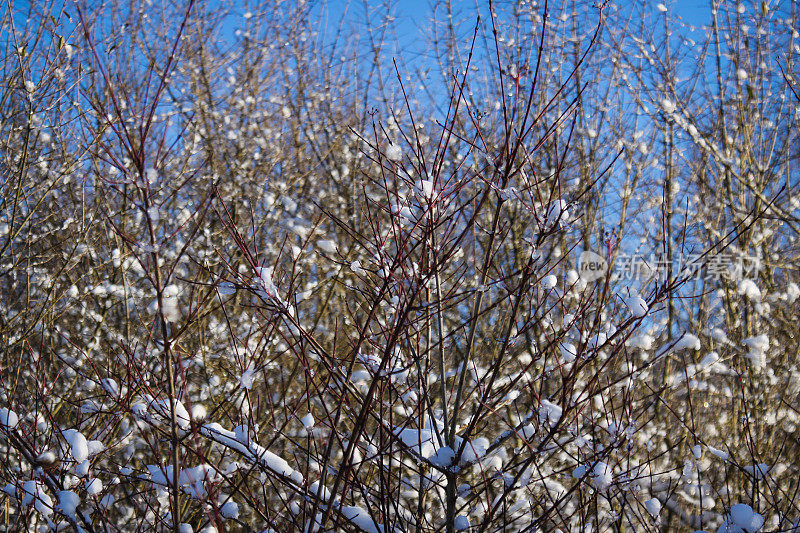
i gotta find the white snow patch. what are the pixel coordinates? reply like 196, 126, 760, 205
708, 445, 729, 461
394, 421, 486, 467
36, 451, 56, 465
239, 367, 256, 390
661, 332, 700, 355
591, 461, 613, 490
430, 446, 455, 468
0, 408, 19, 429
161, 284, 182, 322
148, 397, 192, 430
254, 266, 281, 303
624, 296, 649, 318
57, 490, 80, 519
538, 400, 562, 427
220, 501, 239, 519
316, 239, 337, 254
86, 478, 103, 496
300, 413, 315, 430
742, 335, 769, 371
644, 498, 661, 517
199, 423, 300, 481
63, 429, 89, 462
100, 493, 114, 509
738, 279, 761, 301
75, 459, 90, 477
744, 463, 769, 480
560, 342, 577, 363
101, 378, 120, 397
627, 333, 654, 351
350, 261, 367, 277
22, 480, 53, 517
541, 275, 557, 290
385, 143, 402, 162
341, 505, 381, 533
720, 503, 763, 533
544, 199, 570, 229
785, 282, 800, 303
191, 404, 207, 421
414, 179, 436, 200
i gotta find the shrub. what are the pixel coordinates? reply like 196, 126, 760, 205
1, 1, 799, 531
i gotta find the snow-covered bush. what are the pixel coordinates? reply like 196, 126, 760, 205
0, 1, 799, 532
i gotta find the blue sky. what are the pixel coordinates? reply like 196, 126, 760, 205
321, 0, 715, 51
312, 0, 718, 107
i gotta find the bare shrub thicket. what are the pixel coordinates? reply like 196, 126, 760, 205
1, 0, 799, 531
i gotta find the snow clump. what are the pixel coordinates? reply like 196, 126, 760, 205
385, 143, 402, 162
717, 503, 763, 533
